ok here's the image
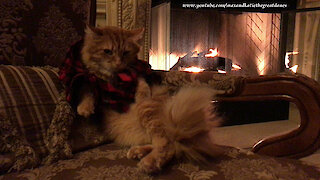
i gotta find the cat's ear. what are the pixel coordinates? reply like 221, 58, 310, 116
85, 25, 103, 37
128, 28, 145, 42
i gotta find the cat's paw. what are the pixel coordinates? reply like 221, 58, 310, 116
138, 154, 162, 174
77, 99, 95, 118
127, 145, 153, 160
137, 144, 176, 174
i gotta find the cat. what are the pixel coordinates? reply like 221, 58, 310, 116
77, 26, 223, 173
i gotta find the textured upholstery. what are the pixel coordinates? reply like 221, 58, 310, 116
0, 0, 96, 66
0, 65, 62, 157
1, 143, 320, 179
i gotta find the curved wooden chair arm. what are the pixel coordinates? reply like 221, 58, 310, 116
217, 73, 320, 158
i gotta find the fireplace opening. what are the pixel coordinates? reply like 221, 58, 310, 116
148, 1, 304, 126
150, 2, 283, 75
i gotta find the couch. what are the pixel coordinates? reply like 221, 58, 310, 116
0, 65, 320, 179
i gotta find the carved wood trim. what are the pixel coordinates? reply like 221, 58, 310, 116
89, 0, 97, 26
217, 73, 320, 158
117, 0, 151, 61
118, 0, 122, 27
144, 0, 151, 62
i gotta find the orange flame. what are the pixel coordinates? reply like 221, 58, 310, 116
217, 69, 226, 74
285, 51, 299, 73
191, 52, 199, 57
232, 64, 242, 70
182, 66, 205, 73
205, 48, 219, 58
289, 65, 298, 73
193, 44, 202, 54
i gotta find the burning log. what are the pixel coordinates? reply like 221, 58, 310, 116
170, 51, 232, 73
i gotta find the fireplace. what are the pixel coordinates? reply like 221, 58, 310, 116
149, 1, 298, 76
148, 1, 307, 125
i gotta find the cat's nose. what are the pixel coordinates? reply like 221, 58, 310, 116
115, 57, 122, 66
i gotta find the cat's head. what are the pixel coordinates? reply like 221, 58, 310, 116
81, 26, 144, 79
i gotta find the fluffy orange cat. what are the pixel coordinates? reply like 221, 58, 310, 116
77, 26, 223, 173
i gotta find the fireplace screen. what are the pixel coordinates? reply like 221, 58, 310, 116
150, 2, 284, 76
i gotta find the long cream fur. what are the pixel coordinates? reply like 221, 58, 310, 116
162, 87, 222, 162
102, 82, 222, 168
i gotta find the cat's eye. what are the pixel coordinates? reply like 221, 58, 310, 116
123, 51, 130, 56
104, 49, 113, 55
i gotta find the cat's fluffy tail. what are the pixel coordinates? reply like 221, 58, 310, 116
162, 87, 222, 162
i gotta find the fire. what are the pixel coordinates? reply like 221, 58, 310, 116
285, 51, 299, 73
285, 51, 299, 68
205, 48, 219, 58
149, 50, 186, 70
169, 53, 185, 69
232, 64, 242, 70
182, 66, 205, 73
289, 65, 298, 73
191, 52, 199, 57
258, 59, 265, 75
193, 43, 203, 56
217, 69, 226, 74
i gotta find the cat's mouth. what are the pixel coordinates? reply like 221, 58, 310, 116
114, 65, 126, 71
85, 61, 129, 81
95, 66, 127, 81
